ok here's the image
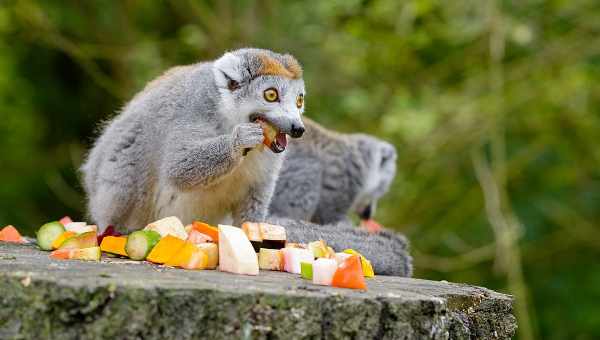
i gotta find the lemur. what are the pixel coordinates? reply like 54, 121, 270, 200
82, 48, 411, 276
270, 117, 397, 230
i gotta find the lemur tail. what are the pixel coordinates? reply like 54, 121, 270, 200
267, 216, 413, 277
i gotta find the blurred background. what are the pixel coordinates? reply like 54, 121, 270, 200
1, 0, 599, 338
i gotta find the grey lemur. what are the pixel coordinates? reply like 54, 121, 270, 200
82, 48, 410, 276
270, 117, 397, 225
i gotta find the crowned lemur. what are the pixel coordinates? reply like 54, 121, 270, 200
82, 48, 411, 276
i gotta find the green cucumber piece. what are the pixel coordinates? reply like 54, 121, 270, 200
126, 230, 161, 260
300, 261, 313, 280
37, 222, 66, 250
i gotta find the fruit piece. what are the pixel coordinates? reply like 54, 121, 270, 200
64, 222, 95, 234
50, 246, 101, 261
191, 221, 219, 242
144, 216, 188, 240
258, 119, 278, 147
51, 231, 76, 249
343, 249, 375, 278
196, 242, 219, 269
335, 252, 352, 265
59, 216, 73, 226
37, 221, 66, 250
100, 236, 128, 256
312, 258, 338, 286
166, 241, 208, 270
285, 243, 306, 249
242, 222, 286, 252
258, 248, 283, 271
331, 255, 367, 290
218, 224, 259, 275
59, 231, 98, 250
146, 235, 186, 264
308, 240, 332, 258
300, 261, 313, 280
241, 222, 262, 242
360, 219, 382, 233
187, 229, 213, 244
282, 247, 313, 274
97, 225, 122, 245
0, 225, 26, 243
126, 230, 162, 260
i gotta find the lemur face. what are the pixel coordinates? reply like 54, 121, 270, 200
213, 48, 306, 152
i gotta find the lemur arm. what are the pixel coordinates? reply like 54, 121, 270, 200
268, 216, 413, 277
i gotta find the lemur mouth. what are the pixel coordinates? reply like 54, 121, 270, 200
250, 116, 288, 153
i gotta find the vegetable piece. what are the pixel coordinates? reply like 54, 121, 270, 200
300, 261, 313, 280
37, 222, 66, 250
59, 216, 73, 226
258, 248, 283, 271
0, 225, 26, 243
146, 235, 186, 264
50, 246, 101, 261
64, 222, 95, 234
100, 236, 128, 256
187, 229, 212, 244
196, 243, 218, 269
331, 255, 367, 290
166, 241, 208, 270
308, 240, 333, 258
191, 221, 219, 242
343, 249, 375, 278
282, 247, 313, 274
59, 231, 98, 250
51, 231, 76, 249
144, 216, 188, 240
218, 224, 259, 275
312, 258, 338, 286
97, 225, 122, 245
126, 230, 161, 260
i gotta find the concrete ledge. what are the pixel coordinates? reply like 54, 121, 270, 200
0, 243, 516, 339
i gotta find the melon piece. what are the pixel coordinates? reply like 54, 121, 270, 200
218, 224, 259, 275
166, 241, 208, 270
191, 221, 218, 242
300, 261, 313, 280
258, 248, 283, 271
187, 229, 213, 244
59, 216, 73, 226
343, 249, 375, 278
51, 231, 76, 249
50, 246, 101, 261
196, 242, 219, 269
59, 231, 98, 250
146, 235, 186, 264
37, 221, 66, 250
312, 258, 338, 286
144, 216, 187, 240
282, 247, 313, 274
100, 236, 128, 256
331, 255, 367, 290
64, 222, 95, 234
0, 225, 26, 243
97, 225, 122, 245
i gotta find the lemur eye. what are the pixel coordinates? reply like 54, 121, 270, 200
263, 88, 279, 102
296, 94, 304, 108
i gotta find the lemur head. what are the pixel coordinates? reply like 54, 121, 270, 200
351, 135, 397, 221
212, 48, 306, 153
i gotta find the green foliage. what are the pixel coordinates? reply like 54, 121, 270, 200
1, 0, 599, 338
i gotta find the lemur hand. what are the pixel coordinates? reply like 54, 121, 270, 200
232, 123, 264, 154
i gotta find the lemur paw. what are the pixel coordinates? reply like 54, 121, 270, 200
232, 123, 264, 152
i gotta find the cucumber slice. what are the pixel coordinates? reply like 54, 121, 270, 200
126, 230, 161, 260
37, 221, 66, 250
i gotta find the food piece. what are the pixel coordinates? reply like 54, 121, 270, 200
191, 221, 219, 242
241, 222, 262, 242
59, 216, 73, 226
166, 241, 208, 270
59, 231, 98, 250
50, 246, 101, 261
343, 249, 375, 278
282, 247, 313, 274
64, 222, 95, 234
326, 246, 336, 258
258, 119, 278, 148
97, 225, 122, 245
187, 229, 213, 244
196, 242, 219, 269
0, 225, 26, 243
144, 216, 188, 240
37, 221, 66, 250
51, 231, 76, 249
258, 248, 283, 271
146, 235, 187, 264
218, 224, 259, 275
300, 261, 313, 280
126, 230, 162, 261
360, 219, 382, 233
242, 222, 287, 252
312, 258, 338, 286
335, 252, 352, 265
308, 240, 333, 258
331, 255, 367, 290
100, 236, 128, 256
285, 243, 306, 249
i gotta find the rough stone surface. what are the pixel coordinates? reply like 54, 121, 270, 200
0, 243, 516, 339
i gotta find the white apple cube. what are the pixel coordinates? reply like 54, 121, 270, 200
312, 258, 338, 286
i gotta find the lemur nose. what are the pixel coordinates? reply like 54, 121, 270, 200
290, 124, 305, 138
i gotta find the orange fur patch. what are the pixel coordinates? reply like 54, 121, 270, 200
258, 54, 302, 79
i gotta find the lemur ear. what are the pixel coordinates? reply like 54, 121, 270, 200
213, 52, 243, 91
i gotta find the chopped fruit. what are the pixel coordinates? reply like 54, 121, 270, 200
187, 229, 212, 244
343, 249, 375, 278
58, 216, 73, 226
100, 236, 128, 256
51, 231, 76, 249
312, 258, 338, 286
59, 232, 98, 250
242, 222, 286, 252
282, 247, 313, 274
97, 226, 122, 245
196, 243, 219, 269
242, 222, 261, 242
191, 221, 219, 242
64, 222, 95, 234
166, 241, 208, 270
50, 246, 101, 261
335, 252, 352, 265
360, 219, 382, 233
126, 230, 161, 260
218, 224, 259, 275
331, 255, 367, 290
258, 248, 283, 271
308, 240, 333, 258
258, 119, 278, 147
0, 225, 26, 243
145, 216, 188, 240
37, 221, 66, 250
146, 235, 187, 264
300, 262, 313, 280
